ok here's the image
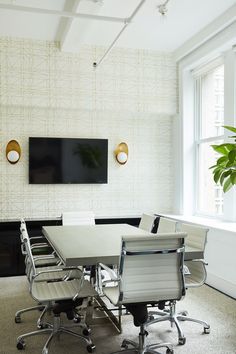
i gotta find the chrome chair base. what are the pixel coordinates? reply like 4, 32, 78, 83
109, 324, 174, 354
148, 301, 186, 345
177, 311, 210, 334
15, 304, 46, 323
147, 301, 210, 345
15, 302, 53, 329
16, 315, 95, 354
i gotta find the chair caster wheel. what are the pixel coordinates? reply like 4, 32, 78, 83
121, 340, 128, 349
149, 315, 155, 321
121, 344, 128, 349
181, 311, 188, 316
74, 316, 81, 323
37, 323, 48, 329
204, 327, 210, 334
166, 349, 174, 354
16, 339, 25, 350
178, 337, 186, 345
15, 316, 21, 323
83, 328, 91, 336
87, 344, 96, 352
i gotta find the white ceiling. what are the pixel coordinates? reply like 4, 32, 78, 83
0, 0, 235, 53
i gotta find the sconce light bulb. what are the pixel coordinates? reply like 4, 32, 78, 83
117, 151, 128, 164
7, 150, 20, 163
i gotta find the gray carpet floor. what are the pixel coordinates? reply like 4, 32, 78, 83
0, 276, 235, 354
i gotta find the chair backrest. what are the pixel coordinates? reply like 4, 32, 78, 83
20, 226, 37, 279
62, 211, 95, 226
179, 223, 208, 252
139, 213, 157, 233
157, 217, 177, 233
118, 232, 186, 304
20, 218, 27, 240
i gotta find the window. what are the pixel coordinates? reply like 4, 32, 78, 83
194, 63, 224, 216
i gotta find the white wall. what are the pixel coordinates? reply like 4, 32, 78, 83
206, 228, 236, 298
0, 37, 177, 220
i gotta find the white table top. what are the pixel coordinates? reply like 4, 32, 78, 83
42, 224, 203, 266
42, 224, 151, 266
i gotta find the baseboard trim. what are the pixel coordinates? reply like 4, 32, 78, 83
206, 273, 236, 299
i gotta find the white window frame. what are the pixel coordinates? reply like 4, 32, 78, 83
177, 46, 236, 222
193, 60, 225, 218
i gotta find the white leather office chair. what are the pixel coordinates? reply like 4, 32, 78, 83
62, 211, 95, 226
62, 211, 96, 283
157, 217, 177, 233
19, 220, 61, 277
139, 213, 157, 232
148, 223, 210, 345
176, 223, 210, 333
16, 228, 97, 354
99, 233, 186, 354
16, 222, 78, 327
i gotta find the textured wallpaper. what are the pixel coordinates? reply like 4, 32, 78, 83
0, 37, 177, 220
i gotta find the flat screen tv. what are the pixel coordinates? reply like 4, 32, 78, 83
29, 137, 108, 184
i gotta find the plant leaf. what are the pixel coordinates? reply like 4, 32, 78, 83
220, 171, 230, 185
223, 177, 233, 193
228, 149, 236, 163
214, 169, 223, 184
213, 166, 223, 174
211, 144, 234, 155
230, 172, 236, 185
216, 156, 228, 165
223, 125, 236, 134
210, 125, 236, 193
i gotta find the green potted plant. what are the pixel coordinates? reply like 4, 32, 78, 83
210, 125, 236, 192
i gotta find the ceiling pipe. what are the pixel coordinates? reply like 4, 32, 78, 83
0, 0, 148, 69
93, 0, 147, 68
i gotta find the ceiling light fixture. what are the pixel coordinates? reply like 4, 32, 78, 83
157, 0, 170, 16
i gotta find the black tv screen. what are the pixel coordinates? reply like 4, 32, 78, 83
29, 137, 108, 184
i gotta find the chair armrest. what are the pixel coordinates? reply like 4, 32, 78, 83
102, 279, 119, 286
33, 254, 57, 259
29, 236, 45, 241
33, 266, 83, 279
98, 263, 118, 281
190, 259, 208, 265
30, 243, 51, 249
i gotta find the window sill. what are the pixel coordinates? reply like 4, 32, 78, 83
161, 214, 236, 233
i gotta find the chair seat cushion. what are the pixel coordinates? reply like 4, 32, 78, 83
32, 278, 97, 302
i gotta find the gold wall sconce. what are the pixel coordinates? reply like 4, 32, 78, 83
6, 140, 21, 164
115, 142, 128, 165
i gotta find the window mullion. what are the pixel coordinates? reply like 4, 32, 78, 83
194, 77, 200, 215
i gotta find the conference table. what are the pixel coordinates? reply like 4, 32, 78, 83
42, 223, 203, 332
42, 223, 203, 266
